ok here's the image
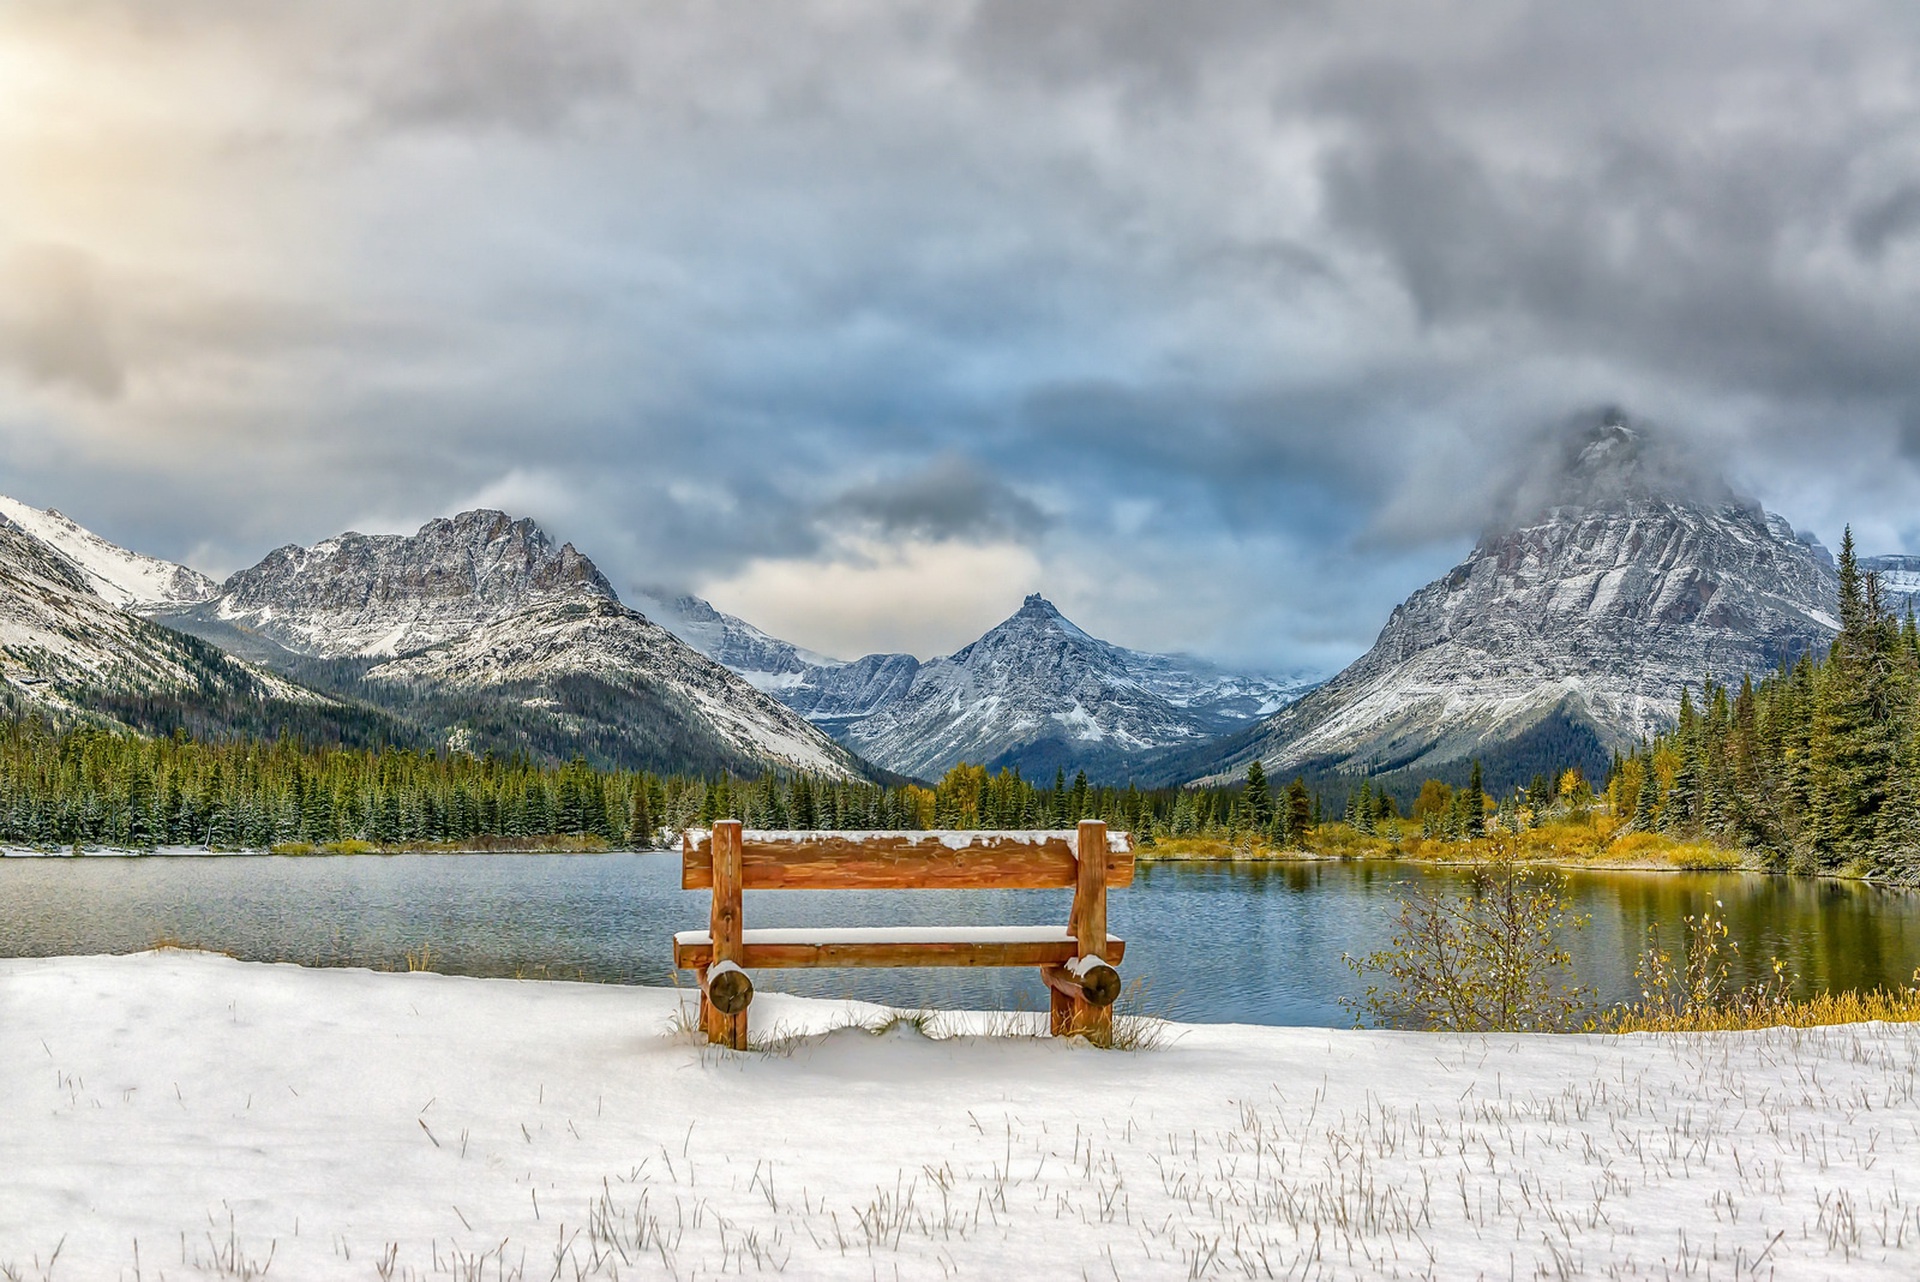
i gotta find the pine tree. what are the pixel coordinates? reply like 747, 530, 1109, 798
1286, 777, 1311, 846
1244, 760, 1272, 831
1664, 689, 1701, 836
1632, 759, 1659, 829
1462, 760, 1485, 839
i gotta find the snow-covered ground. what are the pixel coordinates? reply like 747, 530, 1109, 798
5, 953, 1919, 1280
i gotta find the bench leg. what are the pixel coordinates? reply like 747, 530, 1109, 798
1046, 978, 1114, 1043
1049, 992, 1112, 1043
701, 989, 749, 1050
705, 820, 750, 1051
1077, 999, 1112, 1044
1050, 985, 1075, 1037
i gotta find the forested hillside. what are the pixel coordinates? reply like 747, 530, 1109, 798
1614, 530, 1920, 878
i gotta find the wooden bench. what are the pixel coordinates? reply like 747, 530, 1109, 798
674, 819, 1132, 1049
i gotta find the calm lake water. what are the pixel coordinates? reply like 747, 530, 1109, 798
3, 852, 1918, 1026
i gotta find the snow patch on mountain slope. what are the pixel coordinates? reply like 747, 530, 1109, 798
0, 496, 217, 611
362, 600, 861, 778
0, 517, 321, 717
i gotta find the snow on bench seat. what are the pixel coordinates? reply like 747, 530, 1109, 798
672, 925, 1128, 969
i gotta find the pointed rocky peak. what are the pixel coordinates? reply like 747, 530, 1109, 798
994, 593, 1093, 641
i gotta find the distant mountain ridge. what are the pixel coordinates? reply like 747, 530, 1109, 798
642, 588, 1318, 781
7, 427, 1911, 794
1864, 555, 1920, 614
0, 500, 863, 778
631, 590, 843, 693
1169, 418, 1844, 794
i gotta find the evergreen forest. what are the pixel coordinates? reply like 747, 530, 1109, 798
1615, 530, 1920, 878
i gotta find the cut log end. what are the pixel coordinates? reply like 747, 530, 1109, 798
1042, 959, 1121, 1008
702, 962, 754, 1015
1075, 959, 1121, 1008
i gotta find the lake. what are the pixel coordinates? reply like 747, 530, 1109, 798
3, 852, 1918, 1026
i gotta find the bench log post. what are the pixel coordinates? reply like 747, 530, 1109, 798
1058, 819, 1112, 1041
702, 819, 750, 1050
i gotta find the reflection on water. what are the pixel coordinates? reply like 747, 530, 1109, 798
2, 852, 1916, 1027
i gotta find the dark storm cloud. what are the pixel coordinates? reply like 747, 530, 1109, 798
4, 1, 1919, 665
828, 455, 1050, 543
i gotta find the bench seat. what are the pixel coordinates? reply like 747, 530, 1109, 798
673, 925, 1128, 970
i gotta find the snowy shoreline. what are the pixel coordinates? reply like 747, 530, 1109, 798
5, 952, 1919, 1278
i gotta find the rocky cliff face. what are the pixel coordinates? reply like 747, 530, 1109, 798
779, 652, 926, 732
189, 510, 616, 659
1184, 419, 1842, 790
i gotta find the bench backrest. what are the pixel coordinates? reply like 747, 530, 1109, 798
680, 827, 1136, 891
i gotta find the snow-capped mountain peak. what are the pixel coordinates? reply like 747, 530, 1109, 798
190, 508, 617, 659
0, 495, 218, 612
1181, 414, 1842, 792
156, 510, 866, 778
633, 586, 1316, 781
796, 595, 1314, 780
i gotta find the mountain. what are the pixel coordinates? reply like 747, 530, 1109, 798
173, 510, 615, 659
0, 511, 396, 744
629, 589, 843, 694
360, 598, 861, 777
634, 587, 1314, 780
1864, 555, 1920, 614
1172, 418, 1842, 795
0, 496, 218, 611
780, 594, 1313, 780
164, 511, 865, 778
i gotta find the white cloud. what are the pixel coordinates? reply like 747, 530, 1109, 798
699, 535, 1043, 660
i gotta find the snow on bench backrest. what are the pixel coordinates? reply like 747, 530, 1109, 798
680, 828, 1136, 891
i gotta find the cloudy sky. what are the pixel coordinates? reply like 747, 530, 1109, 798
2, 2, 1918, 671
